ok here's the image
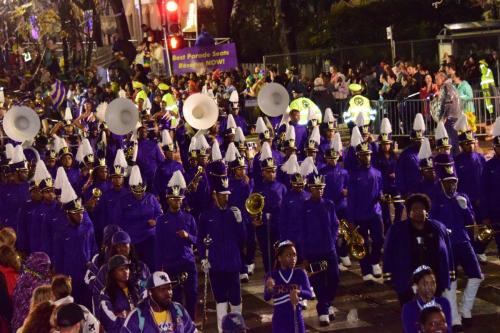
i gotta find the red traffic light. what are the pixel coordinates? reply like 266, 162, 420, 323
168, 35, 183, 50
166, 0, 178, 12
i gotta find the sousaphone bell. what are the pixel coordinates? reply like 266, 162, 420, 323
257, 82, 290, 117
105, 98, 139, 135
2, 106, 41, 142
183, 93, 218, 130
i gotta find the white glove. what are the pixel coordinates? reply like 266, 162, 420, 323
231, 206, 242, 223
201, 259, 211, 273
456, 195, 468, 209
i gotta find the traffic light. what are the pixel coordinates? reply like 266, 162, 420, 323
168, 35, 183, 50
165, 0, 181, 34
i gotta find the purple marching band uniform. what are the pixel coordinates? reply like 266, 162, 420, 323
136, 133, 165, 190
402, 296, 452, 333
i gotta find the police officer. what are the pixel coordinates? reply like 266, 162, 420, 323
155, 171, 198, 320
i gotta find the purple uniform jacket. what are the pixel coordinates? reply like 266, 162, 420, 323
347, 166, 383, 221
0, 182, 29, 229
279, 190, 310, 243
481, 155, 500, 221
136, 139, 165, 188
253, 180, 287, 232
455, 152, 485, 204
396, 145, 421, 196
401, 296, 452, 333
301, 198, 339, 258
321, 164, 349, 218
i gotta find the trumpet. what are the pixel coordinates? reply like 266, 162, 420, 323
339, 219, 366, 260
187, 166, 204, 193
245, 193, 265, 226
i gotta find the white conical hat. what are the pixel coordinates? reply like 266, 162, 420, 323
118, 89, 127, 98
53, 136, 68, 154
285, 125, 295, 141
355, 112, 366, 127
5, 143, 14, 160
167, 170, 187, 189
324, 108, 335, 124
224, 142, 239, 162
308, 108, 320, 122
33, 160, 51, 184
380, 118, 392, 134
60, 175, 78, 204
10, 145, 26, 164
64, 107, 73, 121
129, 165, 143, 186
331, 132, 343, 152
453, 114, 469, 133
435, 121, 449, 140
54, 166, 69, 190
259, 141, 273, 161
229, 90, 239, 103
211, 141, 222, 161
96, 102, 107, 122
234, 127, 245, 143
131, 142, 138, 162
281, 153, 300, 175
492, 117, 500, 137
76, 138, 94, 163
188, 136, 197, 152
279, 111, 290, 128
161, 130, 173, 146
113, 149, 128, 168
226, 114, 237, 130
309, 126, 321, 144
350, 126, 363, 147
413, 113, 426, 132
255, 117, 267, 134
195, 133, 210, 150
418, 137, 432, 160
299, 156, 317, 177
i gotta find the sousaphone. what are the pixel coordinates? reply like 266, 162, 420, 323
105, 98, 139, 135
257, 82, 290, 117
2, 106, 41, 142
183, 93, 218, 130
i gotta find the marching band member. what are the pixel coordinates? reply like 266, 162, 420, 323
383, 194, 453, 304
347, 126, 384, 282
396, 113, 426, 197
220, 114, 237, 156
415, 138, 439, 201
114, 165, 162, 270
54, 136, 81, 192
401, 266, 452, 333
136, 123, 164, 190
185, 133, 211, 221
434, 121, 452, 155
303, 126, 323, 169
431, 154, 483, 330
278, 127, 297, 187
155, 171, 198, 319
481, 117, 500, 255
252, 142, 287, 273
2, 146, 29, 229
287, 109, 308, 153
418, 302, 449, 333
102, 149, 130, 227
301, 157, 339, 326
374, 118, 403, 231
343, 113, 377, 172
318, 108, 336, 166
252, 117, 283, 184
264, 241, 313, 333
198, 176, 246, 332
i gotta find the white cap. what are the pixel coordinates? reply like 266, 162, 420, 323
167, 170, 187, 189
226, 114, 237, 130
224, 142, 240, 163
285, 125, 295, 141
435, 121, 449, 141
355, 112, 366, 127
413, 113, 426, 132
33, 160, 51, 185
492, 116, 500, 137
113, 149, 128, 168
211, 140, 222, 161
259, 141, 273, 161
350, 126, 363, 147
129, 165, 143, 186
279, 111, 290, 128
234, 127, 245, 143
281, 153, 300, 175
418, 137, 432, 160
60, 175, 78, 204
5, 143, 14, 160
299, 156, 317, 177
54, 166, 69, 190
331, 132, 343, 152
380, 118, 392, 134
64, 107, 73, 121
308, 126, 321, 146
255, 117, 267, 134
10, 145, 26, 164
453, 113, 469, 133
324, 108, 335, 124
161, 130, 173, 146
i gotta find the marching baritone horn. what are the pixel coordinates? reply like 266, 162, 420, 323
245, 193, 265, 226
466, 224, 500, 242
92, 188, 102, 200
339, 219, 366, 260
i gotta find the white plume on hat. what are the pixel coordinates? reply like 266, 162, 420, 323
279, 111, 290, 128
324, 108, 335, 124
224, 142, 240, 163
281, 153, 300, 175
350, 126, 363, 147
129, 165, 143, 186
435, 121, 449, 141
60, 175, 78, 204
331, 132, 343, 152
418, 137, 432, 160
308, 108, 321, 122
355, 112, 367, 127
285, 125, 295, 141
5, 143, 14, 160
299, 156, 317, 177
413, 113, 426, 132
453, 114, 469, 132
229, 90, 239, 103
96, 102, 107, 122
53, 136, 68, 154
64, 107, 73, 121
113, 149, 128, 168
188, 136, 197, 152
211, 141, 222, 161
167, 170, 186, 189
76, 138, 93, 163
195, 132, 210, 151
309, 126, 321, 145
131, 142, 138, 162
234, 127, 246, 143
54, 166, 69, 191
380, 118, 392, 134
255, 117, 267, 134
492, 117, 500, 137
226, 114, 237, 130
10, 145, 26, 164
33, 160, 51, 184
161, 130, 173, 146
259, 141, 273, 161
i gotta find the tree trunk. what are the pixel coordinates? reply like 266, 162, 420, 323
212, 0, 234, 37
109, 0, 131, 40
273, 0, 290, 63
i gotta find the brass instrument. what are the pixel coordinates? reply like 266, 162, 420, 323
92, 188, 102, 200
187, 166, 204, 192
339, 219, 366, 260
245, 193, 265, 226
466, 224, 500, 242
381, 194, 405, 204
172, 272, 189, 286
303, 260, 328, 277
